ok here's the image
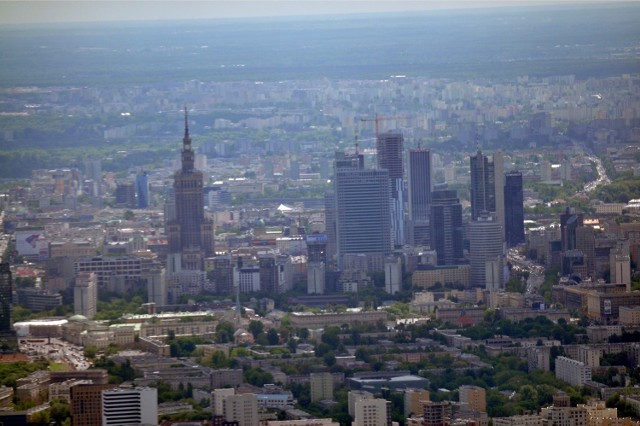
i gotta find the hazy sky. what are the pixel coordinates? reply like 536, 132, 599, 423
0, 0, 636, 24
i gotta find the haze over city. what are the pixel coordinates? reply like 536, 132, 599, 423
1, 0, 637, 24
1, 0, 640, 425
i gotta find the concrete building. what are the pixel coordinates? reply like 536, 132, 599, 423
74, 272, 97, 320
555, 356, 592, 387
528, 346, 551, 372
223, 393, 259, 426
211, 255, 235, 296
16, 288, 62, 312
211, 369, 244, 389
264, 421, 339, 426
307, 262, 325, 295
539, 405, 588, 426
102, 387, 158, 426
348, 390, 374, 417
70, 384, 114, 426
492, 415, 542, 426
212, 388, 236, 417
611, 247, 632, 291
404, 388, 430, 418
423, 401, 451, 426
310, 373, 334, 403
384, 256, 402, 295
74, 256, 144, 289
458, 385, 486, 412
412, 265, 470, 289
289, 310, 387, 329
353, 397, 391, 426
619, 306, 640, 326
577, 345, 601, 368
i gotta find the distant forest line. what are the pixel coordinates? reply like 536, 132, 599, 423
1, 3, 640, 86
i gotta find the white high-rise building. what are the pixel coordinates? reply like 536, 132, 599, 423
611, 245, 631, 291
212, 388, 236, 416
353, 397, 391, 426
468, 213, 505, 290
74, 272, 97, 319
348, 390, 374, 417
555, 356, 592, 387
146, 266, 167, 306
102, 387, 157, 426
384, 256, 402, 295
307, 262, 325, 295
223, 393, 259, 426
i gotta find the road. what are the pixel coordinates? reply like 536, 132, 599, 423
507, 247, 545, 295
583, 150, 611, 193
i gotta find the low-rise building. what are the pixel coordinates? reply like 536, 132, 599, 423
289, 310, 387, 329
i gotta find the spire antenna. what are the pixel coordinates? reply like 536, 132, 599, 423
184, 104, 189, 139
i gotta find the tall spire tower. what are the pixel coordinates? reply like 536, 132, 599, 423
167, 106, 215, 271
182, 105, 195, 172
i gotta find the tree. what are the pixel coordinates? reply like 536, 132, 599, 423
267, 328, 279, 345
298, 327, 310, 341
249, 320, 264, 339
216, 321, 234, 343
50, 399, 71, 425
83, 346, 98, 359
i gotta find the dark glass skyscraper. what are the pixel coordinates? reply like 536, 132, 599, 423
469, 150, 504, 227
408, 148, 432, 246
560, 207, 583, 252
377, 131, 405, 247
0, 263, 12, 333
0, 263, 17, 352
334, 151, 392, 268
136, 171, 149, 209
430, 189, 464, 265
504, 171, 525, 246
167, 108, 215, 271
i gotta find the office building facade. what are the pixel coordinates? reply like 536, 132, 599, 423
504, 171, 525, 246
468, 213, 505, 290
377, 131, 405, 247
102, 387, 158, 426
430, 190, 464, 266
0, 263, 17, 352
135, 171, 149, 209
334, 152, 392, 270
407, 148, 433, 246
73, 272, 97, 320
469, 150, 504, 229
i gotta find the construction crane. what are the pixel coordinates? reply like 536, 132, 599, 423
359, 114, 409, 140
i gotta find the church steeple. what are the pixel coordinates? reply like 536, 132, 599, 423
181, 105, 195, 172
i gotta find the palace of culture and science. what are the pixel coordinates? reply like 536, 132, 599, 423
166, 108, 215, 272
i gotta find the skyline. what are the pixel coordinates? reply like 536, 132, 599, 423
1, 0, 638, 25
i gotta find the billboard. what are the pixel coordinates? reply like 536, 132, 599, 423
604, 299, 612, 315
306, 233, 328, 244
15, 229, 46, 257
